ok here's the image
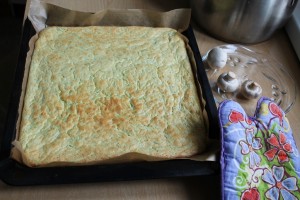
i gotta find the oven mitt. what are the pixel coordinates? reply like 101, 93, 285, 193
219, 97, 300, 200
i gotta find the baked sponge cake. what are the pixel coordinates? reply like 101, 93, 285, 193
17, 26, 207, 167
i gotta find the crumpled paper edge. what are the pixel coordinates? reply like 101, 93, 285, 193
28, 0, 191, 33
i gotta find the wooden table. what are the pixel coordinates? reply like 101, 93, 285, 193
1, 0, 299, 199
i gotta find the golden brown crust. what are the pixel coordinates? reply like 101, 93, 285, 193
18, 26, 207, 166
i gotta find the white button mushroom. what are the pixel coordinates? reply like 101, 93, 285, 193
241, 80, 262, 99
207, 47, 228, 70
217, 71, 239, 92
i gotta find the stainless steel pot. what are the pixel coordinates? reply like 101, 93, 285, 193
190, 0, 298, 43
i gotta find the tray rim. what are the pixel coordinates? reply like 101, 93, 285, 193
0, 18, 219, 186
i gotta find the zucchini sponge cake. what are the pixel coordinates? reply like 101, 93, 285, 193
18, 26, 207, 166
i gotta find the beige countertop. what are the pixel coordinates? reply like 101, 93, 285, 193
1, 0, 300, 199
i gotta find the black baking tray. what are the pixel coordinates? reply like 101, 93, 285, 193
0, 18, 219, 186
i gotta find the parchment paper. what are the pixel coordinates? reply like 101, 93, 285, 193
29, 0, 191, 33
11, 0, 218, 167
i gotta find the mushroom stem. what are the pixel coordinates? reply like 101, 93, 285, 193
241, 80, 262, 99
249, 82, 259, 89
217, 71, 239, 93
224, 71, 236, 81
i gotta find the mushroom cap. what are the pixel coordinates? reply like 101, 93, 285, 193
241, 80, 262, 99
217, 71, 239, 92
207, 47, 227, 70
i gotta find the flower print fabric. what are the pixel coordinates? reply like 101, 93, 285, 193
239, 128, 262, 169
219, 97, 300, 200
264, 132, 293, 163
262, 166, 298, 200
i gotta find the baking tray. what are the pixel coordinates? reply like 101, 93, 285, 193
0, 18, 219, 186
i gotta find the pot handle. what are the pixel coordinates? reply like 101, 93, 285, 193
290, 0, 298, 7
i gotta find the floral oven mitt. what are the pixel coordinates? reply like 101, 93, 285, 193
219, 97, 300, 200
